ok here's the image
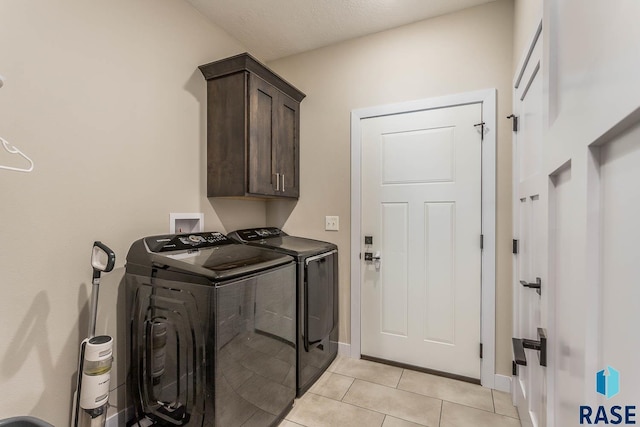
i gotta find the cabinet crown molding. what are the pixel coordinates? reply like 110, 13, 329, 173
199, 52, 306, 102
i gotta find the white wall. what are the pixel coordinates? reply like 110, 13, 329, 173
0, 1, 259, 424
267, 0, 515, 376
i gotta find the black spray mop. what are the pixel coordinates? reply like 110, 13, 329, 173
72, 242, 116, 427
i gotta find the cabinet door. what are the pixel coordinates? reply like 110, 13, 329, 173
248, 73, 277, 196
276, 93, 300, 198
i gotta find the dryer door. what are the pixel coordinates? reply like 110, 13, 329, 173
304, 250, 338, 349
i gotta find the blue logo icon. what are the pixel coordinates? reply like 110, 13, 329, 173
596, 366, 620, 399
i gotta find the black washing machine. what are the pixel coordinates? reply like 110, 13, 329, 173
125, 231, 296, 427
228, 228, 338, 396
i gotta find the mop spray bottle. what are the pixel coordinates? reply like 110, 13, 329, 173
78, 336, 113, 426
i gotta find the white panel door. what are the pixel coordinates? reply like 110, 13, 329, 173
510, 7, 640, 427
597, 123, 640, 406
549, 163, 584, 427
512, 27, 547, 427
548, 102, 640, 427
360, 103, 482, 380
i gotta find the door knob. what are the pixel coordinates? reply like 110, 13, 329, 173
364, 251, 381, 269
364, 251, 381, 261
520, 277, 542, 295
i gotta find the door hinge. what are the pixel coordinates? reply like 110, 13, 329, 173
512, 360, 518, 376
480, 234, 484, 250
513, 239, 519, 254
480, 343, 483, 359
507, 114, 519, 132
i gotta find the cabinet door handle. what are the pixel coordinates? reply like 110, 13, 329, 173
282, 174, 285, 192
276, 173, 280, 191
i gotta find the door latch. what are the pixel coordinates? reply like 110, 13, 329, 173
512, 327, 547, 368
520, 277, 542, 295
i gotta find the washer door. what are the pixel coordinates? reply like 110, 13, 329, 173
130, 277, 206, 426
215, 263, 296, 426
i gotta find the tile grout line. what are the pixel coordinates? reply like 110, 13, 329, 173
491, 389, 521, 420
350, 377, 498, 414
339, 376, 357, 402
378, 376, 523, 421
339, 378, 437, 426
311, 359, 520, 424
397, 368, 406, 389
333, 396, 429, 427
293, 381, 517, 427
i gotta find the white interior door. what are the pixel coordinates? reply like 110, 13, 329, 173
360, 103, 482, 380
512, 25, 546, 427
595, 122, 640, 409
511, 7, 640, 427
545, 114, 640, 427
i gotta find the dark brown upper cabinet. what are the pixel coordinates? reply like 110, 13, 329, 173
199, 53, 305, 199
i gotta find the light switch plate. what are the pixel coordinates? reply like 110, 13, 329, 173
325, 215, 339, 231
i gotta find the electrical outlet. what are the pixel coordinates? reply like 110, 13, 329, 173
325, 216, 339, 231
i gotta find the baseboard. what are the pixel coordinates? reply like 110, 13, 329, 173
106, 413, 118, 427
338, 342, 351, 356
494, 374, 512, 393
106, 407, 127, 427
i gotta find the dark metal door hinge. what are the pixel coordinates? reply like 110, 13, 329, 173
480, 343, 483, 359
507, 114, 519, 132
480, 234, 484, 250
513, 360, 518, 376
513, 239, 519, 254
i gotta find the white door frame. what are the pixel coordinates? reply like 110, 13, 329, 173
350, 89, 497, 389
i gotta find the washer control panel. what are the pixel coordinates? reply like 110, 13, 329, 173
231, 228, 284, 242
146, 232, 232, 252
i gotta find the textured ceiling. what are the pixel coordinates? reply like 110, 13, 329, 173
186, 0, 497, 61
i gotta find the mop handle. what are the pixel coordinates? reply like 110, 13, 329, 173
88, 241, 116, 339
88, 280, 100, 339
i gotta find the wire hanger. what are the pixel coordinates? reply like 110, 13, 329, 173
1, 137, 34, 173
0, 74, 34, 173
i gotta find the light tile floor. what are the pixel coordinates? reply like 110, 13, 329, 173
279, 356, 521, 427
